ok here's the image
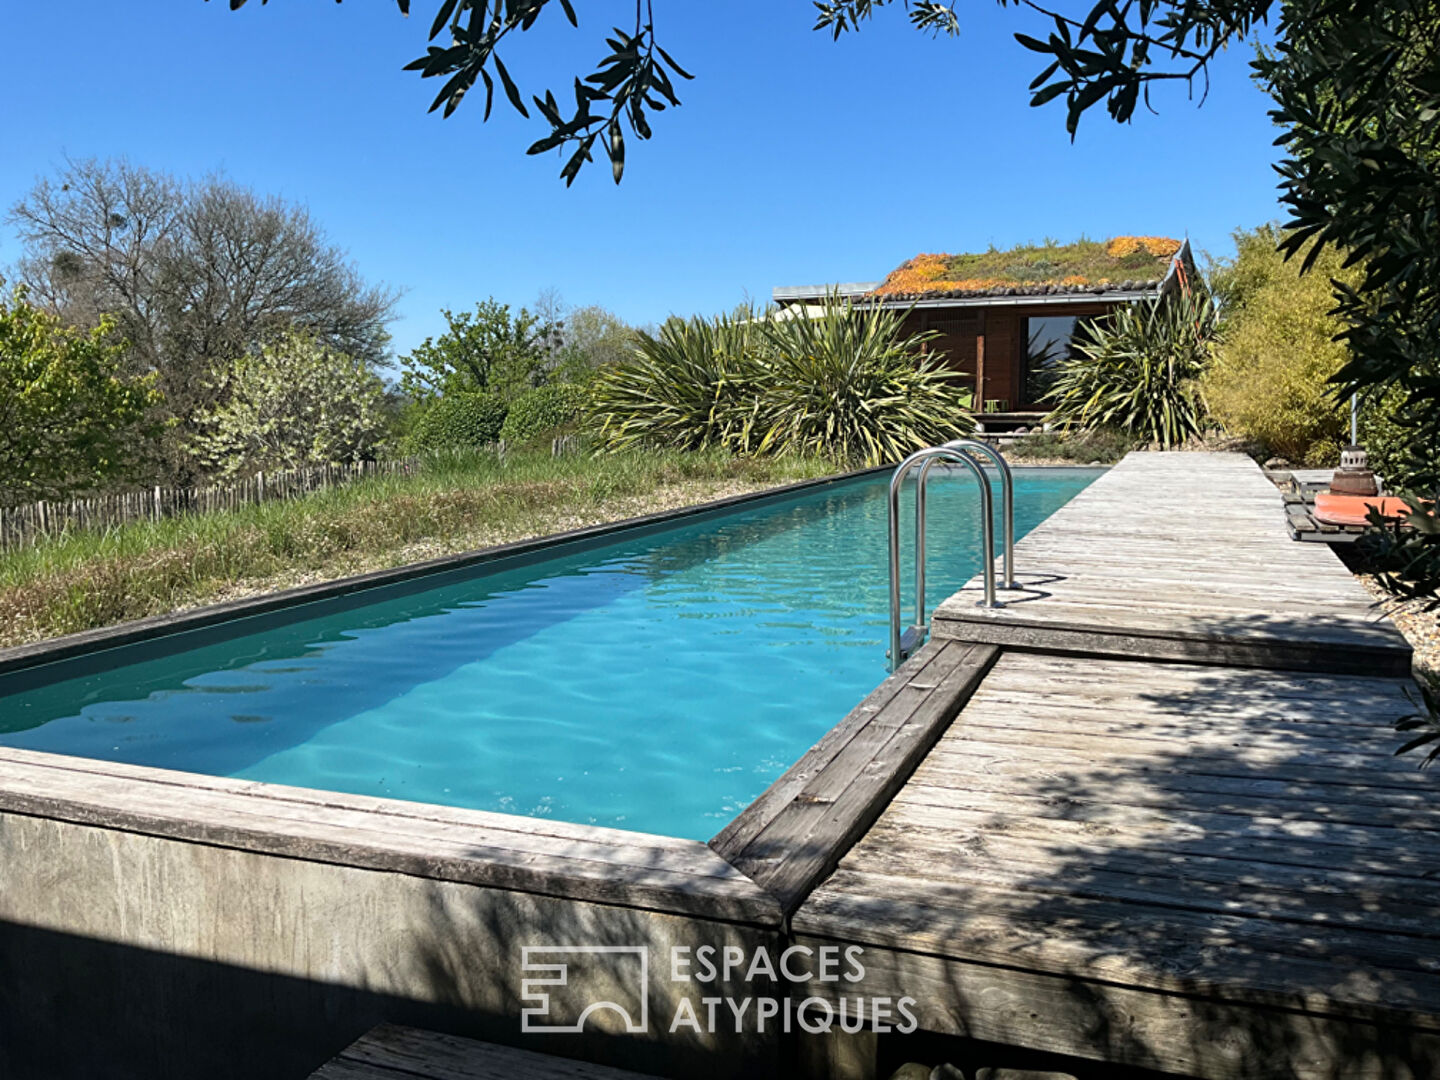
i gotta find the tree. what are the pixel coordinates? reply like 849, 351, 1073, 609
550, 303, 637, 381
1201, 224, 1361, 465
191, 332, 387, 478
221, 0, 1275, 184
8, 158, 398, 478
220, 2, 1437, 467
0, 284, 162, 504
400, 299, 554, 402
1255, 2, 1440, 493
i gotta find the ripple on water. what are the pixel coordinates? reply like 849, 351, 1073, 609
0, 470, 1102, 839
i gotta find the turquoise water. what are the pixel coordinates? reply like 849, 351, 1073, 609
0, 468, 1099, 839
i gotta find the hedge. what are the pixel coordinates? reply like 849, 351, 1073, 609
407, 392, 508, 451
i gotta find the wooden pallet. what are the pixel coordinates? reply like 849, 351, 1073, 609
1282, 487, 1368, 543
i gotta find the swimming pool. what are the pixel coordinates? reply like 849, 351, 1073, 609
0, 467, 1100, 840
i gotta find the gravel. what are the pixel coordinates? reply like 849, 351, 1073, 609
1358, 573, 1440, 681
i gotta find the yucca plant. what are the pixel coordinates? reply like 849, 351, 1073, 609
754, 295, 975, 466
1047, 290, 1217, 449
588, 312, 763, 452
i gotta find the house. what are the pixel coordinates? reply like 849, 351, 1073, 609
772, 236, 1196, 430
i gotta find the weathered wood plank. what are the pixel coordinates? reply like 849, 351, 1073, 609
708, 639, 953, 857
797, 873, 1440, 1023
931, 452, 1410, 673
837, 830, 1440, 938
712, 640, 999, 915
791, 648, 1440, 1078
901, 763, 1439, 831
867, 799, 1440, 878
310, 1024, 664, 1079
919, 741, 1437, 807
793, 933, 1440, 1080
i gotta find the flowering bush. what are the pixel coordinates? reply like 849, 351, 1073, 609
193, 332, 386, 477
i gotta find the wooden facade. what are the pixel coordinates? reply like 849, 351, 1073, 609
899, 299, 1124, 415
773, 238, 1200, 423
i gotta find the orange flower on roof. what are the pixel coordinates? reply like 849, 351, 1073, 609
1105, 236, 1182, 258
911, 254, 949, 280
872, 254, 1011, 296
867, 236, 1182, 298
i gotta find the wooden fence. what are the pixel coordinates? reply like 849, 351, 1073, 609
0, 459, 425, 552
0, 435, 591, 552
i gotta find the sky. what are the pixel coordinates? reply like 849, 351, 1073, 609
0, 1, 1284, 360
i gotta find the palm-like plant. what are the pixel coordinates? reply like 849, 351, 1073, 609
1046, 291, 1218, 449
588, 311, 762, 452
755, 296, 975, 466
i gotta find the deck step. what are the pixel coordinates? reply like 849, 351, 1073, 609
309, 1024, 666, 1080
933, 451, 1411, 676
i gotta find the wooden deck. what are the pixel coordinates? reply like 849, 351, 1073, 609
933, 452, 1411, 675
712, 640, 999, 914
310, 1024, 664, 1079
790, 452, 1438, 1079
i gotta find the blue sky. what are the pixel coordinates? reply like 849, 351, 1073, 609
0, 2, 1282, 359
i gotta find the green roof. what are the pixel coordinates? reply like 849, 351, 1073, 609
872, 236, 1183, 299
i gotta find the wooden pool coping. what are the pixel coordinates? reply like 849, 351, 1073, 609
711, 639, 999, 917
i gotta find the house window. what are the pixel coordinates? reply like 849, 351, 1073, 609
1024, 315, 1077, 405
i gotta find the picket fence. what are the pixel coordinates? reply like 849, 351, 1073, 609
0, 435, 592, 551
0, 459, 410, 552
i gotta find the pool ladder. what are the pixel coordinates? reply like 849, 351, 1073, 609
887, 440, 1016, 671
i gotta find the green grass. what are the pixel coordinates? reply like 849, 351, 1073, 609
950, 238, 1168, 282
0, 448, 834, 647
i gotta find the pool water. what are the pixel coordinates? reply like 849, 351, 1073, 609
0, 468, 1100, 839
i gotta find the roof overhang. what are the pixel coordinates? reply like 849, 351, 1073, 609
773, 236, 1194, 311
772, 283, 880, 304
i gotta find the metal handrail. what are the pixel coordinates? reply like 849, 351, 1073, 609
888, 446, 1001, 671
916, 440, 1016, 616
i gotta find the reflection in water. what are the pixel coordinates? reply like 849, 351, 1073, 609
0, 470, 1101, 839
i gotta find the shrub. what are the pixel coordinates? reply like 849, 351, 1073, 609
407, 392, 508, 451
1200, 226, 1361, 463
400, 299, 552, 402
589, 298, 975, 466
1047, 289, 1216, 449
192, 331, 386, 478
1358, 386, 1440, 491
1009, 428, 1139, 465
499, 383, 588, 443
0, 284, 163, 504
753, 297, 974, 465
588, 312, 763, 453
